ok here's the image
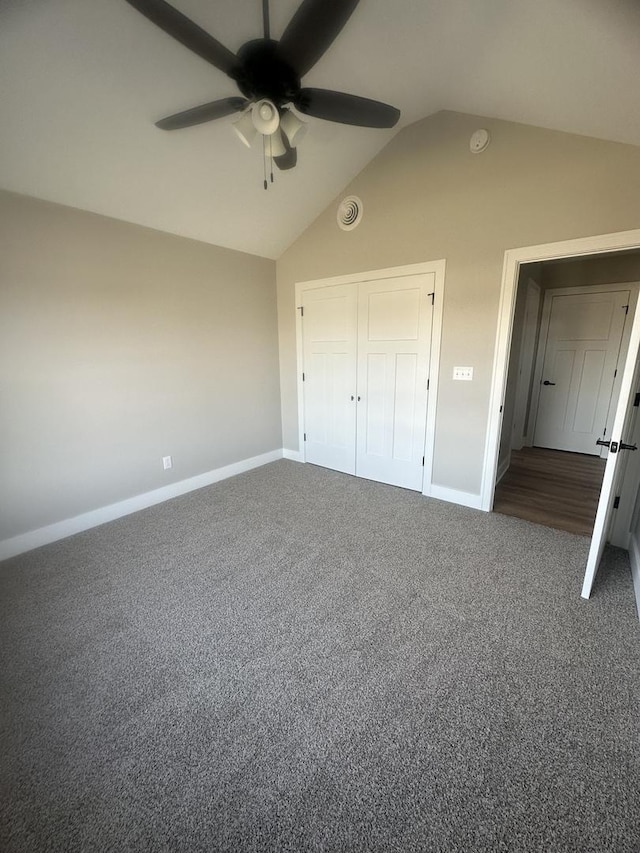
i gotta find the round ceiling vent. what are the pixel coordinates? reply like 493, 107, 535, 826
337, 195, 363, 231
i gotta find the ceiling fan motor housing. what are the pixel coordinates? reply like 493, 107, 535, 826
235, 40, 300, 106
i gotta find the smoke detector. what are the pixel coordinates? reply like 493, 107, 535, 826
337, 196, 363, 231
470, 129, 491, 154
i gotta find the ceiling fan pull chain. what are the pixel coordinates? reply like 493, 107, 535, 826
263, 135, 268, 190
269, 135, 274, 183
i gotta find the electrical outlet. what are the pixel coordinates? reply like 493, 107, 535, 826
162, 455, 172, 470
453, 366, 473, 381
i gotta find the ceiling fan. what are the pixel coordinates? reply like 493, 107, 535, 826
124, 0, 400, 179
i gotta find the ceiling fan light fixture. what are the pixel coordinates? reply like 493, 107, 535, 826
252, 99, 280, 135
268, 130, 287, 158
280, 109, 307, 147
232, 110, 257, 147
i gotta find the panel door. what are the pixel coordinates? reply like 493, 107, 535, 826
582, 298, 640, 598
302, 284, 357, 474
534, 291, 630, 454
355, 275, 433, 490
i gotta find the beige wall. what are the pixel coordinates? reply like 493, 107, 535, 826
542, 252, 640, 290
277, 111, 640, 495
0, 191, 280, 541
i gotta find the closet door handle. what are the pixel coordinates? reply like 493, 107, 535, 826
542, 380, 556, 386
350, 395, 355, 401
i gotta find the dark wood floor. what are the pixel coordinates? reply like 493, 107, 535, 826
493, 447, 606, 536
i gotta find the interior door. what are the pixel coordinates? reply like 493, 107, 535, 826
302, 283, 357, 474
355, 275, 433, 490
534, 290, 630, 454
582, 298, 640, 598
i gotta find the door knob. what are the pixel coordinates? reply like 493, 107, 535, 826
620, 442, 638, 451
542, 380, 556, 386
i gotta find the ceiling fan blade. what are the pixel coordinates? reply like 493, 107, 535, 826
273, 133, 297, 170
155, 97, 248, 130
124, 0, 240, 78
295, 89, 400, 128
279, 0, 360, 77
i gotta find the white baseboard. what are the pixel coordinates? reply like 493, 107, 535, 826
0, 449, 283, 562
627, 532, 640, 621
282, 449, 304, 463
426, 484, 483, 510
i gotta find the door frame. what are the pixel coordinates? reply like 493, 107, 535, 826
528, 283, 638, 456
294, 259, 445, 496
481, 228, 640, 512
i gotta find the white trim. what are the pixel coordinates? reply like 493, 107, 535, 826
295, 261, 446, 291
294, 259, 446, 491
428, 484, 483, 510
422, 260, 446, 494
0, 449, 283, 561
481, 228, 640, 512
628, 532, 640, 621
283, 448, 304, 462
295, 297, 306, 461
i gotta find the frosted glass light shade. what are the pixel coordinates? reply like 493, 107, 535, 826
267, 130, 286, 158
252, 99, 279, 135
233, 110, 257, 147
280, 109, 307, 147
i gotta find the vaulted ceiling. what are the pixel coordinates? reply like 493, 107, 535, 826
2, 0, 640, 259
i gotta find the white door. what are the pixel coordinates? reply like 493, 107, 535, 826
534, 290, 630, 454
302, 284, 357, 474
355, 276, 433, 490
582, 299, 640, 598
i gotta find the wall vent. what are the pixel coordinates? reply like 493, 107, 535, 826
337, 195, 363, 231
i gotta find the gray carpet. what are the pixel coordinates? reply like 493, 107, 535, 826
1, 460, 639, 853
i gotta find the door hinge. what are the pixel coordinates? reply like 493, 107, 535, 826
634, 392, 640, 408
427, 378, 430, 391
614, 369, 617, 377
303, 433, 307, 442
499, 405, 503, 413
302, 372, 305, 382
613, 496, 620, 509
429, 292, 435, 305
422, 456, 425, 466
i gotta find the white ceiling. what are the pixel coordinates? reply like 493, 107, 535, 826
2, 0, 640, 259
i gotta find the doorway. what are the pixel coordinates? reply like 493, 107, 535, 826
493, 263, 640, 535
482, 229, 640, 603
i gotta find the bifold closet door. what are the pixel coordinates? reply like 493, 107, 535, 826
355, 276, 433, 490
301, 283, 358, 474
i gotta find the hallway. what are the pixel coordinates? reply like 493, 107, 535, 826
493, 447, 606, 536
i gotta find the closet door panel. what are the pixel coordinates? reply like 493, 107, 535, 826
356, 275, 433, 490
302, 284, 357, 474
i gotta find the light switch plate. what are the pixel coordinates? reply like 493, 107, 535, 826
453, 366, 473, 381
